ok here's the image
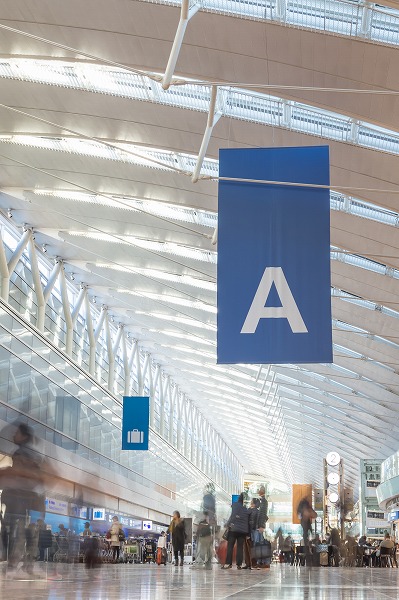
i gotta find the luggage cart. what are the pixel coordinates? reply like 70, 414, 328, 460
143, 540, 156, 563
124, 542, 139, 564
53, 536, 69, 562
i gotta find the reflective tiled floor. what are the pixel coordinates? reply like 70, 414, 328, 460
1, 562, 399, 599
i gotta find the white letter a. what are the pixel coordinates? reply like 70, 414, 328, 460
241, 267, 308, 334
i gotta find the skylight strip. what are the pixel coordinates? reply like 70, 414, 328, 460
74, 228, 399, 282
68, 231, 217, 263
32, 189, 216, 228
142, 0, 399, 47
1, 59, 399, 158
0, 132, 219, 176
93, 264, 216, 291
115, 288, 216, 313
32, 188, 399, 231
331, 246, 399, 280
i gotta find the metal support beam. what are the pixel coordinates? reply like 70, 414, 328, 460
136, 344, 143, 395
121, 332, 130, 396
44, 260, 61, 304
85, 292, 96, 376
28, 236, 46, 331
275, 0, 287, 21
0, 234, 9, 301
104, 311, 115, 391
71, 286, 86, 325
94, 306, 106, 342
150, 364, 160, 428
59, 264, 73, 356
8, 228, 31, 276
360, 2, 372, 37
162, 0, 200, 90
192, 86, 221, 183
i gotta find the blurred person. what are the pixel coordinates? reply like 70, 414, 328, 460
221, 493, 249, 570
242, 497, 259, 569
108, 516, 124, 562
282, 535, 294, 564
202, 483, 216, 525
25, 522, 39, 566
256, 486, 269, 569
380, 532, 395, 550
58, 523, 69, 537
0, 422, 47, 576
329, 528, 341, 567
84, 533, 101, 573
194, 512, 213, 569
168, 511, 186, 566
37, 519, 53, 562
82, 522, 92, 537
297, 497, 316, 548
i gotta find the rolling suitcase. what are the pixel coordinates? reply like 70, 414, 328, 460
156, 547, 167, 565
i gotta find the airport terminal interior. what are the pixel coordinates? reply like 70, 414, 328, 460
0, 0, 399, 597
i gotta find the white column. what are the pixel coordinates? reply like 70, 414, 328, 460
169, 384, 178, 445
8, 228, 31, 276
85, 292, 96, 376
28, 236, 46, 331
0, 234, 9, 301
136, 343, 143, 395
59, 264, 74, 356
122, 331, 131, 396
44, 260, 62, 303
71, 286, 86, 325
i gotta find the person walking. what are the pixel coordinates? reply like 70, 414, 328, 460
37, 519, 53, 561
255, 486, 269, 569
221, 493, 249, 570
0, 422, 47, 576
108, 516, 124, 562
168, 511, 186, 566
242, 498, 259, 569
195, 512, 213, 569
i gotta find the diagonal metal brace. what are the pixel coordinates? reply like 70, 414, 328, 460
162, 0, 200, 90
192, 86, 221, 183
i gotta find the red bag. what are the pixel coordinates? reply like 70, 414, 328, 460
216, 540, 236, 565
106, 531, 111, 540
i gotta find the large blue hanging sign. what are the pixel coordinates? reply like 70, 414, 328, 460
217, 145, 332, 365
122, 396, 149, 450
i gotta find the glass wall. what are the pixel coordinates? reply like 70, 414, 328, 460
0, 302, 231, 521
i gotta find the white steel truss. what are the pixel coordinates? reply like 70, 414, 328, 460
0, 216, 242, 494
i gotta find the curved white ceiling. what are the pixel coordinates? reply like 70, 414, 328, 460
0, 0, 399, 489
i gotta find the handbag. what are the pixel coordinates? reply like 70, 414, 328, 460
222, 527, 230, 541
251, 539, 272, 560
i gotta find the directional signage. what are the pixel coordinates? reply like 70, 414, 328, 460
122, 396, 149, 450
217, 145, 332, 364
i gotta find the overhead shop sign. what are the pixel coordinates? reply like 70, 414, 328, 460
217, 145, 332, 365
122, 396, 149, 450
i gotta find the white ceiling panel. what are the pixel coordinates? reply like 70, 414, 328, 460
0, 0, 399, 491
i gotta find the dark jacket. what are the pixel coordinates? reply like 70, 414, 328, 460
258, 496, 268, 529
226, 502, 249, 535
248, 507, 259, 531
168, 519, 186, 550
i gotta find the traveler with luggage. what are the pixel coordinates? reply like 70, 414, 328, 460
195, 512, 213, 569
107, 516, 125, 562
168, 511, 186, 566
221, 493, 249, 570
